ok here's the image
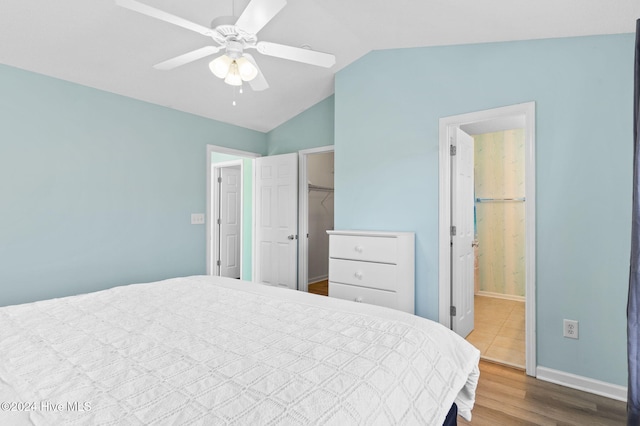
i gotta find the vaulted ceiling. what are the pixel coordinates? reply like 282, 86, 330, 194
1, 0, 638, 132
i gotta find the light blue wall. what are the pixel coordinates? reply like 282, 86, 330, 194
211, 152, 254, 280
1, 32, 632, 388
334, 35, 632, 386
0, 64, 266, 306
267, 95, 334, 155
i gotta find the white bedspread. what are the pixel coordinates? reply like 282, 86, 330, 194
0, 276, 479, 425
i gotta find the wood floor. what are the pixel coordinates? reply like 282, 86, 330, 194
460, 360, 626, 425
308, 279, 328, 296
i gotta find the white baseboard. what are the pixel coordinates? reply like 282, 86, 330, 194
536, 366, 627, 402
476, 291, 525, 302
308, 275, 328, 285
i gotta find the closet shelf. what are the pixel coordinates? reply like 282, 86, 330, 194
309, 184, 334, 192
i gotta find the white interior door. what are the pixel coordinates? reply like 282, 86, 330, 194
255, 153, 298, 289
452, 128, 475, 338
219, 166, 241, 278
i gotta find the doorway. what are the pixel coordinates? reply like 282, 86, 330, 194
438, 102, 536, 376
298, 146, 335, 295
469, 128, 526, 368
206, 145, 261, 280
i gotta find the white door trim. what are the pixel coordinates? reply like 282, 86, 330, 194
206, 145, 261, 278
298, 145, 335, 293
438, 102, 537, 376
212, 160, 243, 277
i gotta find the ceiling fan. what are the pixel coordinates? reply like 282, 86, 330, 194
115, 0, 336, 91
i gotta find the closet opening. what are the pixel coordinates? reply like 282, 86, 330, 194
298, 146, 335, 296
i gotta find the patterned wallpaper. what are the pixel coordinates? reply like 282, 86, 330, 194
474, 129, 525, 297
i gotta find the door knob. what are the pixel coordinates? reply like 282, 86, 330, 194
287, 235, 296, 240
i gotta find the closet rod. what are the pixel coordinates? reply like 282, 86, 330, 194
475, 197, 525, 203
309, 184, 334, 192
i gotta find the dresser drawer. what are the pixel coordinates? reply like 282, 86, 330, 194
329, 282, 397, 310
329, 234, 397, 263
329, 258, 397, 291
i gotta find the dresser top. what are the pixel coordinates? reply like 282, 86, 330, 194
327, 230, 415, 238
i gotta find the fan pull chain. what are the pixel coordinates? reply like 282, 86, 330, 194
231, 84, 244, 106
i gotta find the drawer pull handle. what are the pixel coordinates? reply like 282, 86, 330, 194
355, 297, 363, 303
354, 271, 363, 279
354, 245, 364, 253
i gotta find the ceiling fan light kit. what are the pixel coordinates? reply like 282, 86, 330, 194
209, 40, 259, 84
116, 0, 336, 93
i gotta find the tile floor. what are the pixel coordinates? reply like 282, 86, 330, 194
466, 295, 525, 369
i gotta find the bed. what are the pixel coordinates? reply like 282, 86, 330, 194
0, 275, 480, 425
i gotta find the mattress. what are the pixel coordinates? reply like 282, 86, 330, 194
0, 276, 480, 425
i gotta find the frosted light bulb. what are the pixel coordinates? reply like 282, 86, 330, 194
236, 57, 258, 81
209, 55, 232, 79
224, 61, 242, 86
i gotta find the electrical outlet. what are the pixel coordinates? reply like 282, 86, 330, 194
563, 319, 579, 339
191, 213, 205, 225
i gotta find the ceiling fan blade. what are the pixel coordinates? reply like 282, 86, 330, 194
256, 41, 335, 68
235, 0, 286, 35
243, 54, 269, 91
115, 0, 212, 36
153, 46, 221, 70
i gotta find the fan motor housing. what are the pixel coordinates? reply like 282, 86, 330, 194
210, 16, 257, 46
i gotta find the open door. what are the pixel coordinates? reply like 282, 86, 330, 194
255, 153, 298, 289
451, 128, 475, 337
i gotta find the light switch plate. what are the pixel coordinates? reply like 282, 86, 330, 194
191, 213, 205, 225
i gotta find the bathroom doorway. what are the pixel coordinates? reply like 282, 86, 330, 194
438, 102, 536, 376
468, 128, 526, 369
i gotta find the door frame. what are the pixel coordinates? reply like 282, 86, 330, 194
206, 145, 261, 278
297, 145, 335, 293
212, 160, 243, 277
437, 102, 537, 376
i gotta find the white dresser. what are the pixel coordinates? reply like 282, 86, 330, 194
327, 230, 415, 314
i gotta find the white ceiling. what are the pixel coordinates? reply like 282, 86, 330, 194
1, 0, 638, 132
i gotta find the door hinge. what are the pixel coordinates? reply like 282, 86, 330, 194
450, 225, 457, 236
216, 260, 221, 266
450, 306, 457, 316
217, 218, 221, 225
217, 176, 222, 183
450, 144, 457, 156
